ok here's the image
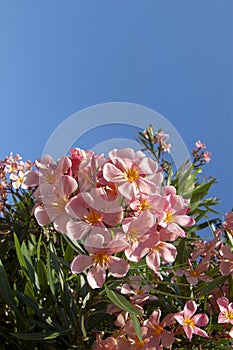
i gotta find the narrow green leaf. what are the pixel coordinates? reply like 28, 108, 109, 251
0, 260, 24, 322
104, 285, 143, 315
131, 313, 142, 341
10, 330, 69, 341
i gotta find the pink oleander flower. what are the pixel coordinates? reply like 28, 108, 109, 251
65, 188, 123, 241
220, 245, 233, 277
124, 320, 152, 350
121, 275, 157, 305
181, 260, 213, 286
145, 231, 177, 275
129, 192, 167, 217
102, 148, 163, 201
144, 309, 175, 348
157, 186, 195, 241
191, 236, 221, 261
92, 332, 118, 350
70, 234, 129, 289
174, 300, 209, 340
217, 297, 233, 337
224, 211, 233, 234
120, 211, 155, 262
195, 140, 206, 149
69, 147, 94, 180
10, 170, 28, 190
203, 151, 211, 163
34, 174, 77, 233
24, 155, 72, 189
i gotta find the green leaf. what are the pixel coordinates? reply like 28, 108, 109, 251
10, 330, 69, 341
0, 260, 24, 323
130, 313, 142, 341
36, 259, 48, 294
104, 284, 143, 315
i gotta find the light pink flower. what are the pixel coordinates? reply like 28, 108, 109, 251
224, 211, 233, 234
158, 186, 195, 241
35, 175, 77, 232
195, 140, 206, 149
129, 193, 167, 217
217, 297, 233, 337
121, 275, 157, 305
71, 234, 129, 289
145, 232, 177, 274
191, 236, 221, 261
182, 260, 213, 286
144, 309, 175, 348
65, 188, 123, 241
120, 211, 155, 262
220, 245, 233, 277
103, 148, 163, 200
203, 151, 211, 163
92, 333, 117, 350
174, 300, 209, 340
124, 320, 153, 350
10, 171, 28, 190
69, 147, 93, 180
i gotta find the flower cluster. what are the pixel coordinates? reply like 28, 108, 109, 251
0, 153, 33, 213
6, 126, 232, 349
25, 147, 195, 289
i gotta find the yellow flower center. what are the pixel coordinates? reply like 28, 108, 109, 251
152, 242, 164, 252
191, 270, 199, 276
184, 318, 195, 327
138, 200, 152, 212
164, 211, 174, 224
134, 337, 146, 347
225, 311, 233, 321
127, 227, 139, 243
153, 323, 163, 336
84, 210, 103, 226
125, 167, 139, 182
93, 252, 110, 268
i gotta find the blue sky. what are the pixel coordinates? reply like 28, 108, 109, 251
0, 1, 232, 218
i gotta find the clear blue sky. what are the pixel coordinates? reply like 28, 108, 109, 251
0, 1, 232, 218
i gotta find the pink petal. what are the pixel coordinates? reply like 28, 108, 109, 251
149, 309, 161, 325
87, 265, 106, 289
66, 220, 90, 240
103, 163, 125, 183
159, 242, 177, 263
184, 300, 197, 319
24, 170, 39, 186
108, 256, 129, 277
103, 207, 123, 226
192, 314, 209, 327
184, 324, 193, 340
229, 326, 233, 338
53, 213, 70, 233
70, 255, 93, 273
161, 329, 175, 348
173, 313, 184, 326
34, 204, 51, 226
217, 296, 230, 313
146, 251, 160, 273
56, 175, 77, 198
65, 193, 89, 219
118, 181, 137, 200
175, 214, 195, 227
192, 326, 208, 338
186, 275, 199, 286
220, 261, 233, 276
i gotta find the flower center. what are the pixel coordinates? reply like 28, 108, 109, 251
127, 227, 139, 243
84, 210, 103, 226
152, 242, 164, 252
191, 270, 199, 277
225, 311, 233, 321
125, 167, 139, 182
153, 323, 163, 336
138, 200, 152, 212
93, 252, 110, 268
184, 318, 195, 327
134, 337, 146, 347
164, 211, 174, 224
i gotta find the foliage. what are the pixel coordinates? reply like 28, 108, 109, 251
0, 127, 232, 350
